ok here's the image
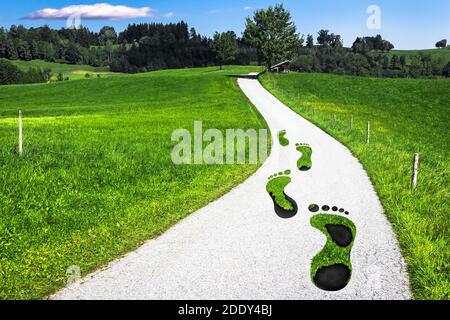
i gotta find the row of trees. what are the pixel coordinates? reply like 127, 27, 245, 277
0, 25, 118, 65
238, 5, 397, 74
111, 23, 215, 72
111, 23, 257, 72
0, 22, 257, 73
0, 4, 448, 80
292, 45, 450, 78
240, 4, 449, 78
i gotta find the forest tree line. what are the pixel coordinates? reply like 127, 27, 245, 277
0, 22, 257, 74
0, 5, 449, 85
292, 32, 450, 78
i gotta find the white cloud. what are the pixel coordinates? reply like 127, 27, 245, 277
25, 3, 154, 20
163, 12, 174, 18
244, 6, 252, 11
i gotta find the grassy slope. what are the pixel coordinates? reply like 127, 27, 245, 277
260, 72, 449, 300
11, 59, 121, 80
389, 48, 450, 64
0, 66, 265, 299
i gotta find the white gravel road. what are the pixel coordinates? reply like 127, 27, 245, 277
52, 73, 411, 300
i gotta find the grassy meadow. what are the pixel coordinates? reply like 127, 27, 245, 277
260, 72, 450, 300
0, 65, 265, 299
11, 59, 121, 80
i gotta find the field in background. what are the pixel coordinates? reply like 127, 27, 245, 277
389, 48, 450, 64
11, 59, 121, 80
261, 72, 450, 299
0, 65, 265, 299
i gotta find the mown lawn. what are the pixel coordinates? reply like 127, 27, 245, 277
0, 66, 265, 299
260, 72, 450, 300
11, 59, 121, 80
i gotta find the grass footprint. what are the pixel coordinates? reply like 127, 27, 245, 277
278, 130, 289, 147
296, 143, 313, 171
266, 170, 298, 219
308, 204, 356, 291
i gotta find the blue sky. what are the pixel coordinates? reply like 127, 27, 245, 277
0, 0, 449, 49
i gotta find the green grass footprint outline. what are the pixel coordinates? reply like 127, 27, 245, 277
296, 143, 313, 171
309, 204, 357, 291
278, 130, 289, 147
266, 170, 298, 219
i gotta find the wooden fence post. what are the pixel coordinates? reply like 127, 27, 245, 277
411, 153, 419, 190
19, 110, 23, 156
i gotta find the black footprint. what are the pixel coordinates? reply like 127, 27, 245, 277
308, 204, 356, 292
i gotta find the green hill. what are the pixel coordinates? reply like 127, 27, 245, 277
10, 59, 122, 80
389, 48, 450, 64
261, 72, 450, 300
0, 66, 265, 299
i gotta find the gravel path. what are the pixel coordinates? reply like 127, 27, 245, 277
52, 73, 411, 300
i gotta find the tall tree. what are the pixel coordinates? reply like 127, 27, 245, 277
382, 55, 390, 69
99, 26, 117, 45
435, 39, 447, 48
399, 55, 407, 69
243, 4, 300, 69
0, 59, 22, 84
331, 34, 343, 48
391, 54, 399, 69
317, 29, 331, 46
306, 34, 314, 48
211, 31, 238, 70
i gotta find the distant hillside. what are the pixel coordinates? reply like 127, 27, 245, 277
388, 48, 450, 64
11, 60, 121, 81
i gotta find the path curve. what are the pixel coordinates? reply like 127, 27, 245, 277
53, 74, 411, 300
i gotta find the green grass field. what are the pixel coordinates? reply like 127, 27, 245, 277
0, 65, 265, 299
389, 48, 450, 64
11, 59, 121, 80
261, 72, 450, 300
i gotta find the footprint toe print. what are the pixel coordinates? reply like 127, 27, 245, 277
308, 204, 356, 291
266, 170, 298, 219
296, 143, 312, 171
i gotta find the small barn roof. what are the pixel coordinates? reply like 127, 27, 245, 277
271, 60, 291, 68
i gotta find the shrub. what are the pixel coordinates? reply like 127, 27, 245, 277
0, 59, 23, 85
20, 67, 48, 84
